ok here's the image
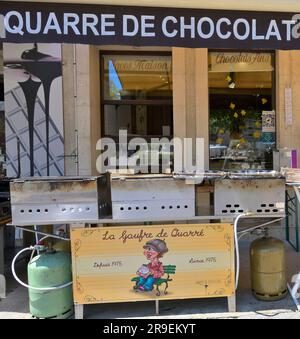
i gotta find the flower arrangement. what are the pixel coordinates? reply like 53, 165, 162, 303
210, 98, 269, 146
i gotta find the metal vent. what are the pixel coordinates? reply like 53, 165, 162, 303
10, 174, 112, 224
214, 179, 286, 217
111, 177, 195, 220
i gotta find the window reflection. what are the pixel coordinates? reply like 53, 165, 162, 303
101, 53, 173, 173
103, 55, 172, 101
209, 52, 275, 171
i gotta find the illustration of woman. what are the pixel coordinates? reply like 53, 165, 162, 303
136, 239, 168, 292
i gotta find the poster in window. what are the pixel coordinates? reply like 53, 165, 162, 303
3, 43, 64, 177
262, 111, 276, 133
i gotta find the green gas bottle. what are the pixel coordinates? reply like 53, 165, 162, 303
27, 249, 73, 319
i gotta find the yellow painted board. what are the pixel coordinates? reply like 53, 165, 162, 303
71, 223, 235, 304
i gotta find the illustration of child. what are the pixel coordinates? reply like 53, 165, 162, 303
136, 239, 168, 292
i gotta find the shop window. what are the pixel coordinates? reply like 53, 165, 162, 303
100, 52, 173, 172
209, 51, 275, 171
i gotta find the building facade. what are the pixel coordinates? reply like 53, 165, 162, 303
1, 1, 300, 179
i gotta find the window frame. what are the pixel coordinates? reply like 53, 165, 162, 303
208, 49, 276, 170
99, 50, 173, 139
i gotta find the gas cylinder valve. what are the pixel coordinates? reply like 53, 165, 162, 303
32, 242, 46, 252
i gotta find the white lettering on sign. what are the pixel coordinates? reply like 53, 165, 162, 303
162, 16, 178, 38
122, 15, 156, 37
283, 20, 296, 41
43, 12, 62, 34
1, 10, 300, 45
82, 14, 99, 36
101, 14, 115, 36
4, 11, 24, 35
252, 19, 265, 40
64, 13, 81, 35
266, 20, 282, 40
123, 15, 139, 37
197, 17, 215, 39
233, 19, 250, 40
216, 18, 231, 39
141, 15, 155, 37
180, 16, 195, 39
25, 12, 42, 34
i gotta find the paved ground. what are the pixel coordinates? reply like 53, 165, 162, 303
0, 240, 299, 319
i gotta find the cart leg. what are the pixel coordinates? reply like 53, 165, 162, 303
227, 294, 236, 313
285, 190, 290, 243
71, 224, 85, 319
293, 187, 300, 252
74, 304, 84, 319
0, 274, 5, 299
155, 300, 160, 316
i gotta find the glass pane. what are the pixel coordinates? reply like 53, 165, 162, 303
209, 52, 275, 171
103, 104, 173, 173
103, 104, 173, 138
102, 55, 172, 101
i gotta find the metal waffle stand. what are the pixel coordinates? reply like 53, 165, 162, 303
7, 171, 289, 318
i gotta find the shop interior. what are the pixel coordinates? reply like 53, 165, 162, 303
100, 51, 277, 173
209, 51, 275, 171
101, 52, 174, 171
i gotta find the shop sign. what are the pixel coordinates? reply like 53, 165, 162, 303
71, 223, 234, 304
1, 2, 300, 49
209, 52, 273, 73
104, 58, 172, 73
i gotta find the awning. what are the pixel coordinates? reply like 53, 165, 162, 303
7, 0, 300, 13
1, 1, 300, 49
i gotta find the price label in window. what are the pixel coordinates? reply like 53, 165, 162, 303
262, 111, 276, 133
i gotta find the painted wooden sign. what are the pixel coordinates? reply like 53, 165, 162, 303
71, 224, 234, 304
